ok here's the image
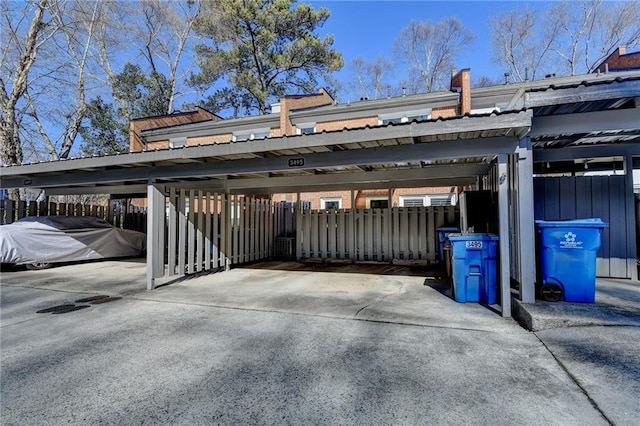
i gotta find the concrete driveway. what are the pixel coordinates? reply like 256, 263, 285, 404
1, 260, 638, 424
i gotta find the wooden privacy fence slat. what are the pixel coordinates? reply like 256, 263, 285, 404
299, 206, 459, 263
0, 199, 146, 232
160, 189, 276, 280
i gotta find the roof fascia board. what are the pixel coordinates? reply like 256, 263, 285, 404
44, 185, 149, 196
1, 136, 518, 189
524, 78, 640, 108
529, 108, 640, 137
1, 111, 532, 177
471, 71, 640, 103
533, 142, 640, 162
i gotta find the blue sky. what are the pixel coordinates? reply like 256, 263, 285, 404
309, 1, 549, 87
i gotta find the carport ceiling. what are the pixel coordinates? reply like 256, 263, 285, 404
1, 111, 532, 195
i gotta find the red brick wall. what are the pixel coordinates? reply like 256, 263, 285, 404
316, 116, 379, 132
281, 88, 335, 136
272, 187, 458, 210
594, 47, 640, 72
130, 107, 220, 152
188, 134, 233, 146
450, 69, 471, 115
431, 105, 457, 119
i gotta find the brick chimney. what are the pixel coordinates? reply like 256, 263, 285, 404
450, 69, 471, 115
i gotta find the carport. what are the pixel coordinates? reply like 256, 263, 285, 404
2, 71, 639, 318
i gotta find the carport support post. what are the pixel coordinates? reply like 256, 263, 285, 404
147, 181, 165, 290
624, 154, 638, 281
498, 154, 512, 317
387, 189, 393, 263
517, 138, 536, 302
350, 190, 356, 263
296, 192, 302, 260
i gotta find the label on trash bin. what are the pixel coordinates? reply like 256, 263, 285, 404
560, 231, 583, 249
465, 240, 483, 249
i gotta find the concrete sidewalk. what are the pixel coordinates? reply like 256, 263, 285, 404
513, 277, 640, 331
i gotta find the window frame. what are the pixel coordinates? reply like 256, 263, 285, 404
320, 197, 342, 210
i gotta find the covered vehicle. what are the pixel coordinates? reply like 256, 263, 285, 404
0, 215, 146, 269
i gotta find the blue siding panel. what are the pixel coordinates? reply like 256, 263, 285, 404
608, 176, 627, 259
533, 175, 632, 278
559, 177, 576, 220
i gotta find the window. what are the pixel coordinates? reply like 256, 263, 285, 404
399, 194, 455, 207
366, 197, 389, 209
169, 136, 187, 148
427, 194, 454, 206
400, 196, 427, 207
233, 128, 270, 142
378, 108, 431, 126
296, 122, 316, 135
321, 197, 342, 210
370, 199, 389, 209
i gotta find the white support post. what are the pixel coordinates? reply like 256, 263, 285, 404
168, 187, 177, 276
296, 193, 302, 260
350, 190, 356, 263
387, 189, 393, 263
624, 154, 638, 281
225, 193, 232, 271
517, 138, 536, 302
498, 154, 512, 317
146, 182, 165, 290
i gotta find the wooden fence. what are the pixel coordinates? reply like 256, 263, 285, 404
0, 199, 147, 232
164, 189, 275, 276
298, 206, 458, 263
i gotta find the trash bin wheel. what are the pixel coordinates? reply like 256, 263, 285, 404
540, 283, 563, 302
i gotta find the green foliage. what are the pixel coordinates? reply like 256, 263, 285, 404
79, 97, 128, 156
190, 0, 343, 116
112, 63, 171, 120
80, 63, 172, 156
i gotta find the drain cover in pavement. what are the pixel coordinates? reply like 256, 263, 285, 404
88, 297, 122, 305
51, 305, 90, 314
37, 304, 76, 314
37, 304, 90, 314
75, 295, 110, 303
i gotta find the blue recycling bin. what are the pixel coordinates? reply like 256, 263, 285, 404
436, 227, 460, 261
448, 233, 499, 304
535, 218, 608, 303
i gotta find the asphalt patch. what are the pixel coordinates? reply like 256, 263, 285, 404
51, 305, 90, 314
37, 304, 77, 314
75, 295, 110, 303
37, 304, 90, 314
88, 297, 122, 305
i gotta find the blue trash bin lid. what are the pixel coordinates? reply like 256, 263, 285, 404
448, 233, 499, 241
535, 218, 608, 228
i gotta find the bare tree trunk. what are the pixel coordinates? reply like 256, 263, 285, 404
0, 0, 48, 200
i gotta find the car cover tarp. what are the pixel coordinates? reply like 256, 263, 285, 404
0, 216, 145, 264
